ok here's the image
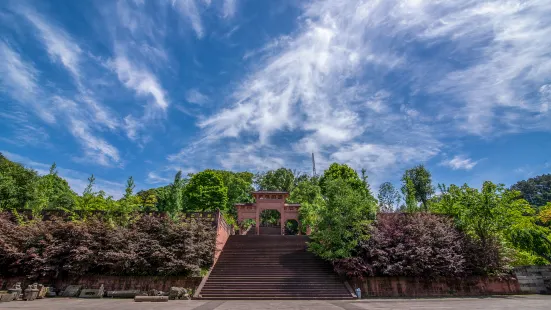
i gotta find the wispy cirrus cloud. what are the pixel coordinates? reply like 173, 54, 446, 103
0, 42, 55, 124
169, 0, 551, 182
440, 155, 479, 171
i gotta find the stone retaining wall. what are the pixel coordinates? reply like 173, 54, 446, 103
349, 276, 521, 298
513, 266, 551, 294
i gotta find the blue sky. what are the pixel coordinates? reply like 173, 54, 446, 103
1, 0, 550, 198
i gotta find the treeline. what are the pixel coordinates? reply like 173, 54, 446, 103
1, 153, 550, 271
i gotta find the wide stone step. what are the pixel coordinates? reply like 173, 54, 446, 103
198, 235, 352, 300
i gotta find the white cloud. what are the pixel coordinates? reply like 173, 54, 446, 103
0, 42, 55, 123
185, 88, 209, 105
222, 0, 237, 19
441, 155, 479, 171
111, 55, 169, 110
146, 172, 172, 184
21, 8, 82, 79
172, 0, 207, 38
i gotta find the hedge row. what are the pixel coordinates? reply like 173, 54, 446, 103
0, 213, 216, 279
333, 213, 505, 278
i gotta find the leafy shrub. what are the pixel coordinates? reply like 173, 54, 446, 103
0, 213, 216, 279
333, 213, 506, 279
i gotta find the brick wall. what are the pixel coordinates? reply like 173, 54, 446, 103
214, 211, 233, 263
514, 266, 551, 294
349, 276, 521, 298
1, 275, 202, 292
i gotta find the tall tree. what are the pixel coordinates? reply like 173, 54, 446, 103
0, 153, 42, 210
136, 189, 159, 212
183, 171, 228, 212
432, 182, 551, 264
289, 179, 325, 231
511, 174, 551, 208
167, 171, 185, 215
309, 178, 377, 260
401, 165, 434, 211
119, 176, 139, 213
255, 168, 296, 192
319, 163, 365, 196
204, 170, 254, 216
377, 182, 401, 212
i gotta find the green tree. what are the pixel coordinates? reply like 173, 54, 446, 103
205, 170, 254, 215
166, 171, 185, 215
511, 174, 551, 208
77, 175, 114, 212
319, 163, 365, 196
118, 176, 140, 213
309, 178, 377, 260
377, 182, 401, 212
136, 189, 159, 212
38, 165, 77, 211
431, 182, 551, 264
401, 165, 434, 211
183, 171, 228, 212
0, 153, 42, 210
255, 168, 297, 192
402, 176, 419, 212
289, 179, 325, 231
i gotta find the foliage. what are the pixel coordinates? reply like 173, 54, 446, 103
0, 153, 43, 211
136, 188, 158, 212
206, 170, 254, 216
167, 171, 185, 215
255, 168, 299, 192
289, 179, 325, 230
511, 174, 551, 207
0, 213, 216, 278
401, 165, 434, 211
183, 171, 228, 212
309, 178, 377, 260
431, 182, 551, 264
377, 182, 401, 212
402, 176, 418, 212
333, 213, 506, 278
319, 163, 365, 196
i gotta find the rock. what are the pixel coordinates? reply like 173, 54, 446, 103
134, 295, 169, 302
169, 287, 190, 300
7, 282, 22, 301
23, 284, 39, 301
0, 293, 15, 302
45, 287, 57, 297
106, 290, 141, 298
60, 285, 82, 297
79, 284, 104, 298
37, 285, 48, 299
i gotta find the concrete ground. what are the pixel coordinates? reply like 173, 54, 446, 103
1, 296, 550, 310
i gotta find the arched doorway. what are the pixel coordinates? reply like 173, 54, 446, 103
259, 209, 281, 235
235, 191, 303, 235
284, 219, 299, 235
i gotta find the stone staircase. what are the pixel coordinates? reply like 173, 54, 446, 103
197, 235, 354, 300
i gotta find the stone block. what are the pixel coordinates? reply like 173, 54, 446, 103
37, 285, 48, 299
79, 285, 104, 298
1, 293, 15, 302
106, 290, 141, 298
23, 285, 39, 301
169, 287, 190, 300
46, 287, 57, 297
60, 285, 82, 297
134, 295, 169, 302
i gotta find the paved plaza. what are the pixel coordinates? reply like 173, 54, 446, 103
1, 296, 550, 310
